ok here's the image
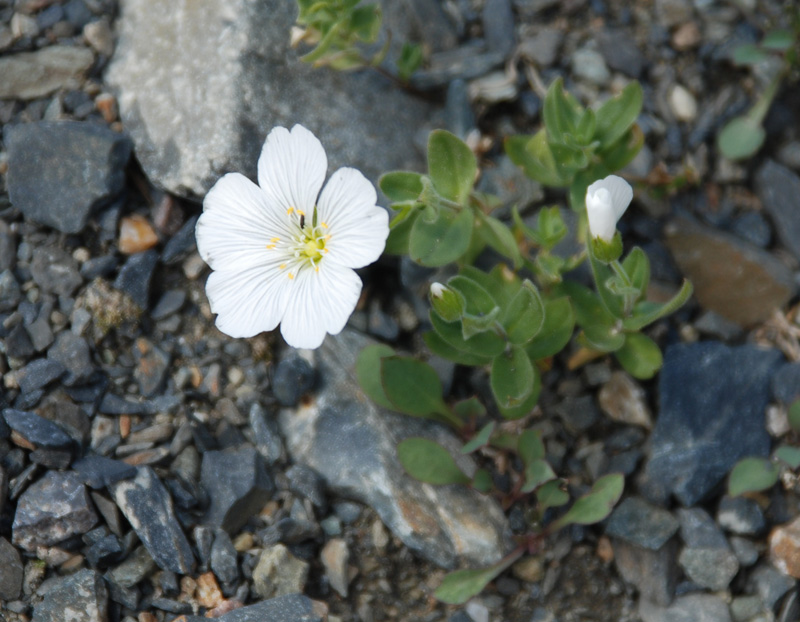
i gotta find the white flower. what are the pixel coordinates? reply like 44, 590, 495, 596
585, 175, 633, 242
195, 124, 389, 349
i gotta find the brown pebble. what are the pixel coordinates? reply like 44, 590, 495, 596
119, 214, 158, 254
672, 22, 701, 51
769, 515, 800, 577
138, 613, 158, 622
119, 415, 130, 439
95, 93, 118, 123
596, 535, 614, 563
196, 571, 225, 609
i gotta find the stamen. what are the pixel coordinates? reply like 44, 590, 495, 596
321, 222, 328, 229
296, 209, 306, 216
324, 234, 331, 240
287, 207, 294, 215
266, 244, 276, 250
279, 263, 287, 270
271, 237, 280, 243
288, 273, 294, 280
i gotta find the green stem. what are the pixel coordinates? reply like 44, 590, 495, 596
749, 67, 785, 125
610, 260, 636, 316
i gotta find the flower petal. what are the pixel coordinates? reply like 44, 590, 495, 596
586, 188, 616, 242
588, 174, 632, 221
257, 124, 327, 214
317, 167, 389, 269
205, 264, 291, 339
197, 172, 292, 272
279, 263, 362, 349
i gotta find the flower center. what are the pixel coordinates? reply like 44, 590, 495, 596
266, 207, 331, 279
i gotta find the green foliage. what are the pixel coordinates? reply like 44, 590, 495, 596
397, 438, 471, 485
551, 474, 625, 529
434, 554, 521, 605
728, 457, 780, 497
789, 400, 800, 432
507, 79, 644, 211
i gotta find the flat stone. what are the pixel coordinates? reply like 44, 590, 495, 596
248, 403, 283, 466
597, 28, 644, 77
47, 332, 95, 386
113, 250, 158, 310
747, 563, 796, 610
110, 466, 195, 574
174, 594, 326, 622
30, 246, 82, 296
272, 355, 316, 407
0, 45, 94, 100
598, 372, 653, 429
642, 342, 781, 505
321, 538, 350, 597
717, 495, 765, 536
12, 471, 98, 551
769, 515, 800, 578
639, 593, 732, 622
571, 47, 610, 85
0, 269, 22, 312
279, 329, 512, 569
108, 545, 156, 589
72, 454, 138, 488
252, 544, 309, 599
32, 569, 107, 622
132, 337, 170, 397
106, 0, 432, 197
482, 0, 516, 58
200, 446, 274, 533
677, 508, 739, 590
756, 160, 800, 263
210, 529, 238, 585
3, 408, 73, 450
612, 537, 678, 607
4, 121, 132, 234
665, 217, 795, 327
0, 220, 16, 272
518, 27, 563, 67
150, 289, 185, 320
0, 537, 23, 600
606, 497, 679, 550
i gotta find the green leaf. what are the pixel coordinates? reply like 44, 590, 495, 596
462, 422, 496, 454
576, 108, 598, 144
448, 275, 500, 316
434, 555, 520, 605
453, 397, 487, 420
552, 473, 624, 529
579, 323, 626, 353
761, 29, 795, 51
518, 429, 545, 466
502, 281, 546, 345
728, 457, 780, 497
622, 246, 650, 298
789, 400, 800, 432
427, 130, 477, 205
622, 279, 693, 331
475, 212, 523, 269
614, 333, 663, 380
397, 438, 471, 485
587, 243, 625, 319
397, 41, 423, 80
521, 459, 557, 493
537, 479, 569, 513
380, 171, 423, 203
497, 372, 541, 420
550, 142, 587, 180
471, 468, 493, 492
491, 346, 535, 408
384, 207, 419, 255
349, 4, 382, 42
525, 296, 576, 361
429, 312, 506, 358
594, 82, 643, 147
732, 43, 770, 65
559, 281, 615, 328
409, 206, 473, 266
543, 77, 584, 145
356, 344, 397, 409
423, 330, 492, 366
505, 132, 568, 187
717, 115, 766, 161
381, 356, 449, 418
775, 445, 800, 470
461, 307, 501, 340
460, 265, 521, 309
598, 125, 644, 173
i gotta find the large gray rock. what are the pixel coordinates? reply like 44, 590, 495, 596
106, 0, 434, 197
0, 46, 94, 100
278, 330, 512, 570
32, 569, 108, 622
756, 160, 800, 263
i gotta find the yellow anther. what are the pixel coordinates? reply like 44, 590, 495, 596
315, 265, 319, 272
266, 244, 275, 250
296, 209, 305, 216
324, 234, 331, 240
279, 263, 287, 270
323, 248, 329, 254
287, 207, 294, 215
270, 237, 280, 243
321, 222, 328, 229
288, 273, 294, 280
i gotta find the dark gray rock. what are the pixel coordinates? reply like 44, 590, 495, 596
729, 536, 759, 567
72, 454, 138, 488
177, 593, 326, 622
748, 564, 796, 610
597, 28, 644, 77
210, 529, 239, 585
48, 331, 95, 386
85, 533, 124, 568
731, 211, 771, 248
272, 355, 315, 407
12, 471, 98, 551
110, 466, 195, 574
30, 246, 82, 296
161, 215, 198, 264
411, 45, 505, 90
639, 593, 732, 622
717, 495, 765, 536
26, 315, 55, 352
32, 569, 108, 622
756, 160, 800, 263
5, 323, 35, 359
0, 269, 22, 312
773, 362, 800, 405
151, 289, 185, 319
106, 0, 432, 197
249, 403, 284, 465
0, 46, 94, 100
200, 446, 274, 533
132, 338, 170, 397
113, 250, 158, 310
445, 79, 476, 141
0, 536, 23, 601
4, 121, 131, 233
287, 464, 327, 512
3, 408, 73, 450
642, 342, 781, 506
108, 545, 156, 589
518, 27, 562, 67
0, 221, 15, 272
613, 537, 678, 607
482, 0, 516, 57
80, 255, 118, 280
279, 330, 511, 569
677, 507, 739, 590
555, 395, 599, 434
606, 497, 679, 550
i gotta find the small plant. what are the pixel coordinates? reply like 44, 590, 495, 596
727, 399, 800, 497
717, 11, 800, 161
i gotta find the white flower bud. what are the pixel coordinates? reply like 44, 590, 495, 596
585, 175, 633, 242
